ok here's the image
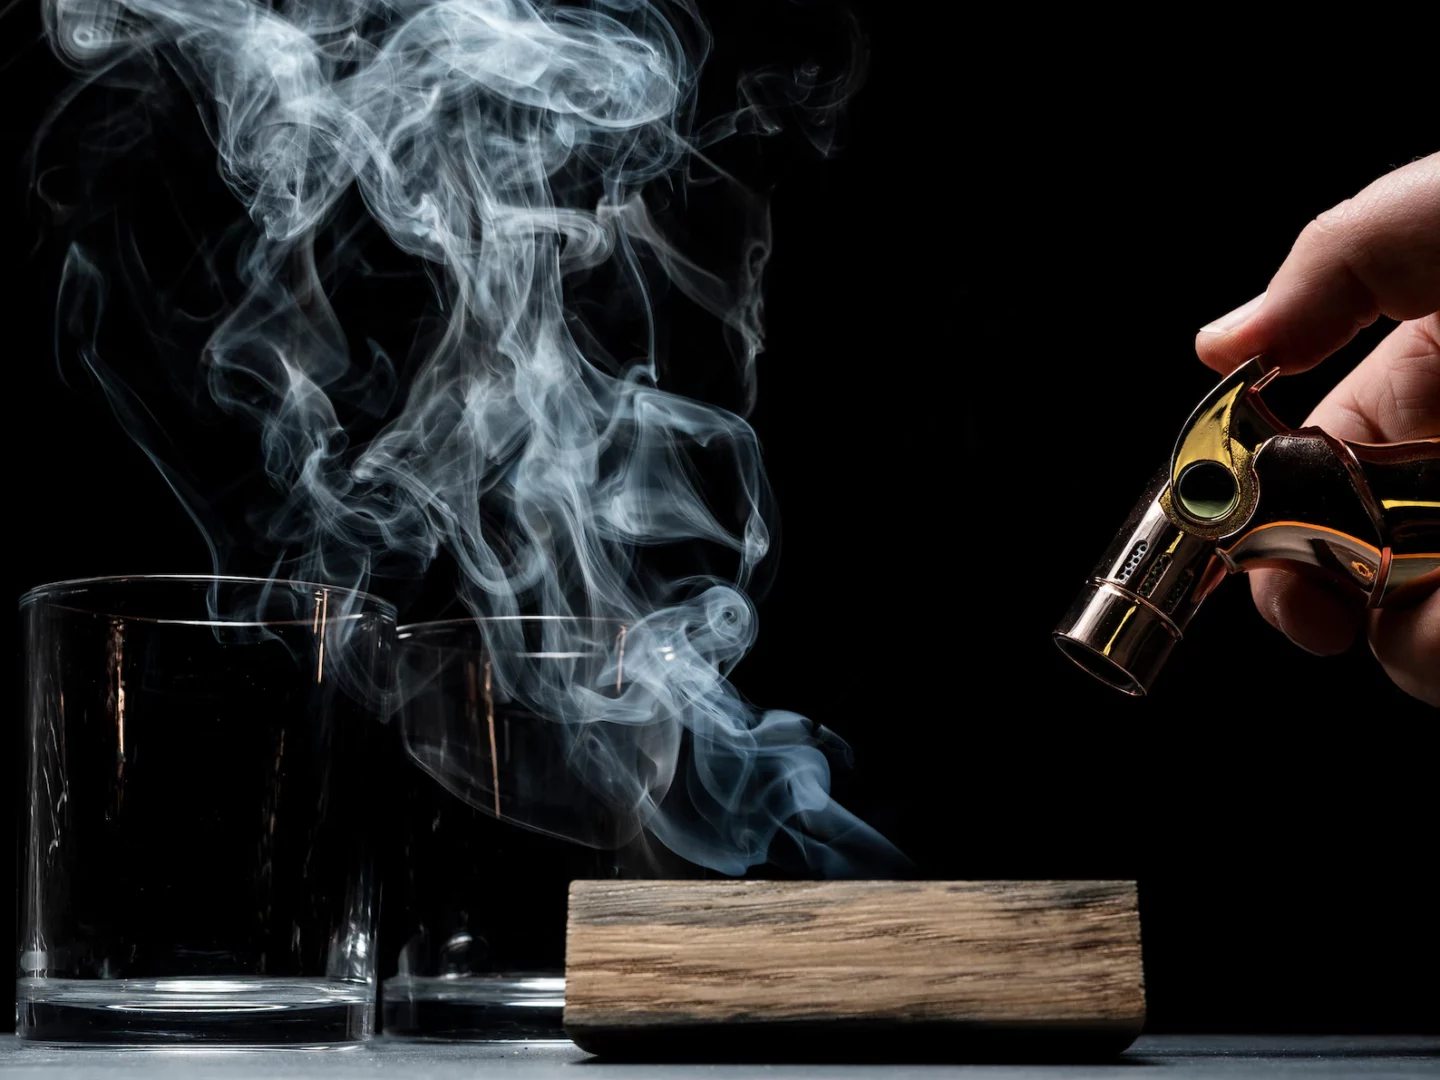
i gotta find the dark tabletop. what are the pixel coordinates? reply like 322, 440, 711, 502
1, 1035, 1438, 1078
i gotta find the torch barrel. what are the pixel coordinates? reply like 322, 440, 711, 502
1053, 467, 1223, 696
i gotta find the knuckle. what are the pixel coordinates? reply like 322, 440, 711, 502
1333, 391, 1382, 444
1384, 346, 1440, 439
1416, 312, 1440, 352
1295, 200, 1372, 281
1295, 198, 1399, 313
1309, 198, 1360, 240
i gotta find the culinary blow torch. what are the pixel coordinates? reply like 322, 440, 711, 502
1054, 356, 1440, 695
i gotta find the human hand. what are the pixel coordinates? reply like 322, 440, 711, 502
1194, 151, 1440, 707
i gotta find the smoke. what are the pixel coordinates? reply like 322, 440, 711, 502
41, 0, 902, 875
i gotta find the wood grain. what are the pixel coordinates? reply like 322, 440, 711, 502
564, 880, 1144, 1060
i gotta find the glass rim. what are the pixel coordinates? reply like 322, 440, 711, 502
397, 615, 629, 635
19, 573, 398, 620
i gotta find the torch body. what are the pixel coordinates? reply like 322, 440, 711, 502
1055, 358, 1440, 696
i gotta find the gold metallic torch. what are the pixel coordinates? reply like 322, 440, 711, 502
1054, 357, 1440, 695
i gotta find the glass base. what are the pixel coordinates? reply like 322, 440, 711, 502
382, 974, 566, 1041
16, 977, 374, 1046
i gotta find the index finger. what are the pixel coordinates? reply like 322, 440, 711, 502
1195, 151, 1440, 375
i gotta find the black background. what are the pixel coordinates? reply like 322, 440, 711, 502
5, 3, 1439, 1036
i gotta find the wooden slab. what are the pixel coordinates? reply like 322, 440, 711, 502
565, 880, 1144, 1061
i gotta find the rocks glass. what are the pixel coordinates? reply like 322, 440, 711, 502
17, 575, 394, 1046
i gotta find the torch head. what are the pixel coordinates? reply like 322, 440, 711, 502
1052, 358, 1285, 696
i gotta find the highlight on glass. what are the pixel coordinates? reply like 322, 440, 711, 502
18, 575, 395, 1046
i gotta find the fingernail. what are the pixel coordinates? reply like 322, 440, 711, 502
1199, 291, 1266, 335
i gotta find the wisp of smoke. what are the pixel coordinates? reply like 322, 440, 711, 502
42, 0, 903, 875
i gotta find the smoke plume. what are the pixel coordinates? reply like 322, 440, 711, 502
42, 0, 902, 875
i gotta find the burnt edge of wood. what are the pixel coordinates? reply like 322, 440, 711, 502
567, 879, 1138, 917
564, 1018, 1145, 1063
567, 881, 1140, 927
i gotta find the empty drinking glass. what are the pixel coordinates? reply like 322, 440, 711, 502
381, 616, 700, 1040
17, 575, 395, 1046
